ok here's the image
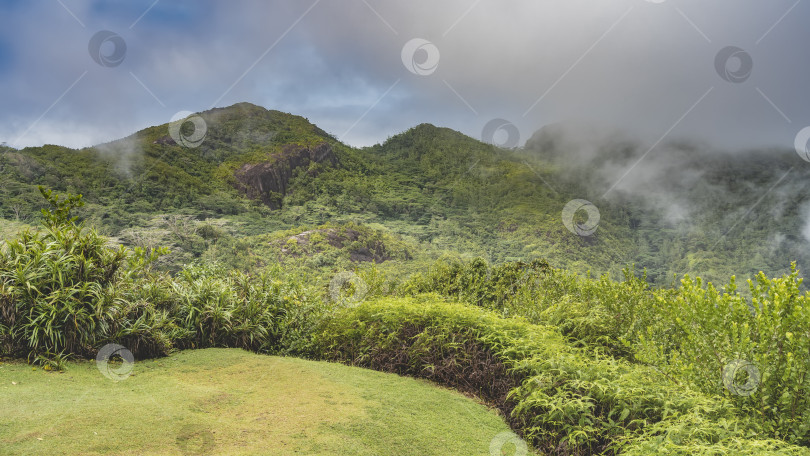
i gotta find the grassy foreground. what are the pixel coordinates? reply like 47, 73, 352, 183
0, 348, 524, 455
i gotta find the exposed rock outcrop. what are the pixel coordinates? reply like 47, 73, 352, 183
152, 135, 176, 145
233, 142, 337, 209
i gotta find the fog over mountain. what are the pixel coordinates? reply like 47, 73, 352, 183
1, 0, 808, 155
3, 0, 810, 284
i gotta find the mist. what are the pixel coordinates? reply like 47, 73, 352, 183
0, 0, 807, 153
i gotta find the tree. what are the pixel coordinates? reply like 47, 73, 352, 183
38, 186, 84, 228
10, 204, 22, 221
161, 214, 198, 243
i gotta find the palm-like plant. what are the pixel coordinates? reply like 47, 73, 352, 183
0, 187, 162, 362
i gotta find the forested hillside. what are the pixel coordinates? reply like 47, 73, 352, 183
4, 103, 810, 454
1, 102, 805, 286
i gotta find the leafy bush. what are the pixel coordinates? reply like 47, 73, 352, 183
400, 257, 810, 448
167, 261, 323, 353
0, 188, 172, 361
305, 296, 808, 455
637, 265, 810, 445
0, 188, 323, 364
399, 258, 651, 357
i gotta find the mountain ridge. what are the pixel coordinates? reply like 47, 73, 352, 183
1, 102, 807, 286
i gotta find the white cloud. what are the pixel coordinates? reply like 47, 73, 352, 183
0, 0, 807, 150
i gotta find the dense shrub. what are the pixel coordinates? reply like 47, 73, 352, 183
637, 266, 810, 446
306, 297, 809, 455
399, 258, 652, 357
166, 261, 323, 353
0, 189, 322, 363
0, 188, 172, 360
400, 257, 810, 448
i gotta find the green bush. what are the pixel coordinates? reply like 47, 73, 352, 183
167, 261, 323, 353
637, 265, 810, 445
0, 188, 323, 364
399, 258, 650, 358
398, 257, 810, 449
0, 188, 173, 360
305, 296, 808, 455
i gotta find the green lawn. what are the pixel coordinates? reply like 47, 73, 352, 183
0, 348, 528, 455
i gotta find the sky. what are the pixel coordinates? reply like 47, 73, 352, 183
0, 0, 808, 152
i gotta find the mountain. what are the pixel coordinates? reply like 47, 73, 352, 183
1, 102, 807, 286
521, 122, 810, 284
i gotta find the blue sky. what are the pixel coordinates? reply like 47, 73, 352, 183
0, 0, 808, 151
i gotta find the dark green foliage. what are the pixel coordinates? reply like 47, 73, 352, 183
399, 257, 810, 448
401, 257, 550, 308
0, 190, 167, 360
306, 297, 809, 455
0, 189, 321, 363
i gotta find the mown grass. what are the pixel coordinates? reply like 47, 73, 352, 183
0, 348, 525, 455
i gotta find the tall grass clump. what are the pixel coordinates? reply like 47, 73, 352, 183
0, 188, 173, 362
0, 188, 323, 365
165, 261, 324, 353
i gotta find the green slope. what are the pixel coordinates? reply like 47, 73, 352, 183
1, 102, 807, 286
0, 348, 524, 456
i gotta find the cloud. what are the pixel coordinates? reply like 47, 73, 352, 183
94, 134, 142, 178
0, 0, 808, 150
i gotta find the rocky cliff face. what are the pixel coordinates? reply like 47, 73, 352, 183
233, 142, 337, 209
